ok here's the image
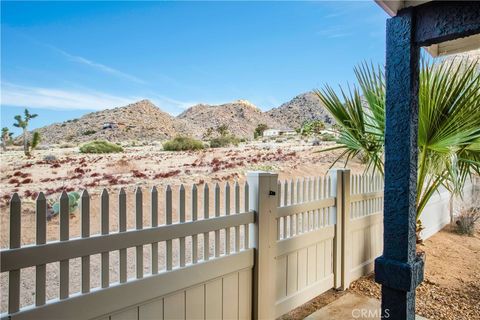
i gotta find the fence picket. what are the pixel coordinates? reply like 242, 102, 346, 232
118, 188, 127, 283
283, 181, 288, 238
234, 181, 240, 253
277, 181, 282, 207
296, 179, 301, 233
290, 179, 295, 237
362, 175, 366, 218
314, 177, 318, 228
59, 191, 70, 299
179, 185, 186, 267
277, 181, 281, 240
100, 189, 109, 288
9, 193, 21, 313
225, 182, 231, 254
303, 178, 308, 232
80, 190, 91, 293
309, 178, 313, 231
165, 185, 173, 270
324, 176, 329, 225
244, 182, 249, 249
35, 192, 47, 306
135, 187, 143, 278
203, 184, 210, 261
151, 186, 158, 274
214, 183, 221, 257
191, 185, 198, 263
352, 175, 357, 218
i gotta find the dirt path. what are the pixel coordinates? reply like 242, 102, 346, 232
350, 226, 480, 320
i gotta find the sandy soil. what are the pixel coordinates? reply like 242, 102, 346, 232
0, 140, 365, 312
350, 225, 480, 320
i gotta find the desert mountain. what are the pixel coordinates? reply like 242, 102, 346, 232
177, 100, 282, 139
267, 92, 334, 129
33, 100, 191, 144
32, 93, 336, 144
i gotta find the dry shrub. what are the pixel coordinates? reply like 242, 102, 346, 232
456, 201, 480, 236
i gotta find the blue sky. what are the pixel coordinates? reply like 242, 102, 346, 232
1, 1, 388, 134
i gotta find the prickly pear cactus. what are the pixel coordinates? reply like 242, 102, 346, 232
52, 192, 80, 216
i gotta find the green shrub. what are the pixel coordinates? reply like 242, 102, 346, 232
319, 133, 336, 142
163, 136, 204, 151
83, 129, 96, 136
79, 140, 124, 153
210, 135, 240, 148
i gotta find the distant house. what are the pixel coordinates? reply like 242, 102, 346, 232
263, 129, 280, 137
103, 122, 118, 130
263, 128, 296, 137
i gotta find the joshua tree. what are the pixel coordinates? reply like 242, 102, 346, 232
216, 124, 229, 137
1, 127, 13, 151
13, 108, 38, 156
254, 123, 268, 139
203, 127, 215, 140
300, 120, 325, 136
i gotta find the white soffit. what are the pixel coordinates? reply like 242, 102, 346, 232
425, 34, 480, 57
374, 0, 430, 17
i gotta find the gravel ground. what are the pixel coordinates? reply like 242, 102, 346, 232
350, 226, 480, 320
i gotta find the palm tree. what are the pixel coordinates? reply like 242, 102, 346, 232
13, 108, 38, 156
315, 58, 480, 222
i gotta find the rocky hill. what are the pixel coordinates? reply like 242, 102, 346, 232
33, 100, 191, 144
177, 100, 282, 139
30, 93, 337, 144
267, 92, 334, 130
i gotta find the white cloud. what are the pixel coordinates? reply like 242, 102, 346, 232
49, 46, 146, 84
0, 82, 204, 115
149, 94, 201, 111
317, 26, 352, 39
1, 82, 138, 110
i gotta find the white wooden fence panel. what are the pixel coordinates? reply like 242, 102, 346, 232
138, 299, 163, 320
205, 278, 222, 319
2, 172, 475, 320
186, 284, 204, 319
346, 174, 384, 285
1, 182, 253, 320
164, 291, 185, 320
274, 175, 337, 318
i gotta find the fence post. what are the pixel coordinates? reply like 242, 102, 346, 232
342, 169, 351, 289
330, 169, 351, 290
247, 171, 278, 320
330, 169, 343, 289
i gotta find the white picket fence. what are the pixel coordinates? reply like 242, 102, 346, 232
1, 170, 474, 320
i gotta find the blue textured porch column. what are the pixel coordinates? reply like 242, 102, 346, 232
374, 8, 424, 320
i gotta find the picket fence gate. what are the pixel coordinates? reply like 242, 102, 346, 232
0, 169, 383, 320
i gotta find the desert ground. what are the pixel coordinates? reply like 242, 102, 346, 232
0, 139, 366, 312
